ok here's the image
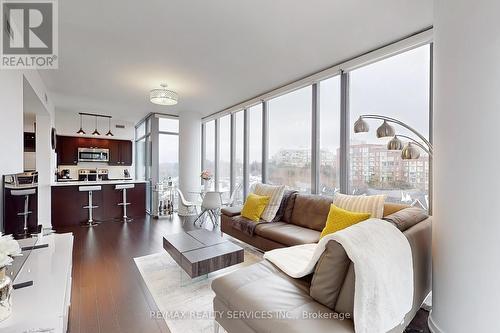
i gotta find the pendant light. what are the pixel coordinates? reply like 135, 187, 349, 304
92, 115, 100, 136
106, 117, 114, 136
76, 114, 86, 135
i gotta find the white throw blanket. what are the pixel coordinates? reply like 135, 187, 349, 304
263, 218, 413, 333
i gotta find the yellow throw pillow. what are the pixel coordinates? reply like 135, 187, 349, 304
241, 193, 271, 222
320, 204, 371, 239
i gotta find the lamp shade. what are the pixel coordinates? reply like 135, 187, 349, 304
150, 84, 179, 106
354, 117, 369, 133
77, 114, 86, 135
387, 136, 403, 150
376, 120, 395, 138
401, 142, 421, 160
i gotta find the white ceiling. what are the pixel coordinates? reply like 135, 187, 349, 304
40, 0, 432, 122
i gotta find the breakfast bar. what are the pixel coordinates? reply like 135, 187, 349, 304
51, 180, 147, 227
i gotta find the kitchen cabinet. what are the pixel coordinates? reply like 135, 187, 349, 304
51, 182, 146, 227
24, 132, 36, 152
56, 135, 133, 166
109, 140, 133, 166
57, 135, 78, 165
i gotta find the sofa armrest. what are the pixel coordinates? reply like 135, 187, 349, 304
221, 206, 243, 217
403, 217, 432, 310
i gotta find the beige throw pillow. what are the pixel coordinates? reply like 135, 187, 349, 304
252, 183, 286, 222
333, 193, 386, 219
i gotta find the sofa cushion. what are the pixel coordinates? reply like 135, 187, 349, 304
333, 193, 386, 218
255, 223, 321, 246
241, 193, 270, 222
310, 240, 351, 309
290, 194, 333, 231
253, 183, 286, 222
212, 260, 354, 333
383, 203, 409, 217
320, 205, 371, 239
221, 206, 243, 217
383, 207, 429, 231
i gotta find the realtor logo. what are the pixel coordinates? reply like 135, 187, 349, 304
1, 0, 58, 69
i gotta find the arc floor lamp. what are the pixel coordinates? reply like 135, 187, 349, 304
353, 114, 433, 159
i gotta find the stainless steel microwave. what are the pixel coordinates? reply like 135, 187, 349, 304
78, 148, 109, 162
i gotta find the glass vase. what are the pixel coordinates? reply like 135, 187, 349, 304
0, 266, 12, 322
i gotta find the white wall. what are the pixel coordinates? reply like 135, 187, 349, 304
178, 110, 201, 197
55, 109, 135, 140
0, 72, 24, 232
430, 1, 500, 332
0, 71, 55, 232
22, 73, 56, 230
54, 109, 136, 179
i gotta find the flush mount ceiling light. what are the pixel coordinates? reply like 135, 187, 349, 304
76, 114, 86, 135
92, 115, 100, 136
150, 83, 179, 106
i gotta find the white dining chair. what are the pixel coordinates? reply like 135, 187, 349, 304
194, 191, 222, 227
222, 183, 242, 207
176, 188, 198, 216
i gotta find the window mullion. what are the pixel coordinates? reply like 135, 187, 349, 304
339, 71, 350, 194
311, 83, 320, 194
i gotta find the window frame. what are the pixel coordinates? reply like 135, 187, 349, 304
200, 40, 433, 211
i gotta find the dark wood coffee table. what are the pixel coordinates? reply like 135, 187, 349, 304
163, 229, 244, 278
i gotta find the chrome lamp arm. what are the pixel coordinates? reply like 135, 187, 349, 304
359, 114, 433, 153
394, 134, 432, 155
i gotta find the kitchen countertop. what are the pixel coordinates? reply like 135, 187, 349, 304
51, 179, 148, 187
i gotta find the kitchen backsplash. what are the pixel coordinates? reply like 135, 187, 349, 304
58, 162, 133, 180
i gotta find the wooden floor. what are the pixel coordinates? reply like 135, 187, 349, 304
56, 214, 429, 333
56, 214, 209, 333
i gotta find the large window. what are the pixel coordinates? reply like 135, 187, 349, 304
158, 117, 179, 184
349, 44, 430, 208
234, 111, 244, 203
159, 134, 179, 183
248, 104, 262, 187
218, 115, 231, 192
200, 41, 432, 210
268, 86, 312, 192
203, 120, 215, 190
319, 76, 341, 196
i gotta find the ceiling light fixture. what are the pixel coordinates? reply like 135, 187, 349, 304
92, 116, 100, 136
106, 118, 114, 136
150, 83, 179, 106
76, 114, 86, 135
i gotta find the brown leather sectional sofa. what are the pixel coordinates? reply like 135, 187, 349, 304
214, 193, 432, 333
221, 193, 412, 251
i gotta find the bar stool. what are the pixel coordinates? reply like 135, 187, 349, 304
11, 188, 36, 238
79, 185, 101, 227
115, 184, 135, 222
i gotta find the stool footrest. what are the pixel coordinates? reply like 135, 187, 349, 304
17, 211, 32, 216
83, 205, 99, 209
117, 203, 131, 206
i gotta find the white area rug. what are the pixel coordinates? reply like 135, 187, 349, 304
134, 240, 262, 333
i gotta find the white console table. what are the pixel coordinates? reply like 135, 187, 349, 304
0, 233, 73, 333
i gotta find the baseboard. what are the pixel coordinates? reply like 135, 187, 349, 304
428, 310, 444, 333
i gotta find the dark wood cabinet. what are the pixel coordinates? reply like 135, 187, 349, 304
57, 135, 78, 165
51, 182, 146, 227
56, 135, 133, 166
24, 132, 36, 152
108, 140, 133, 166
